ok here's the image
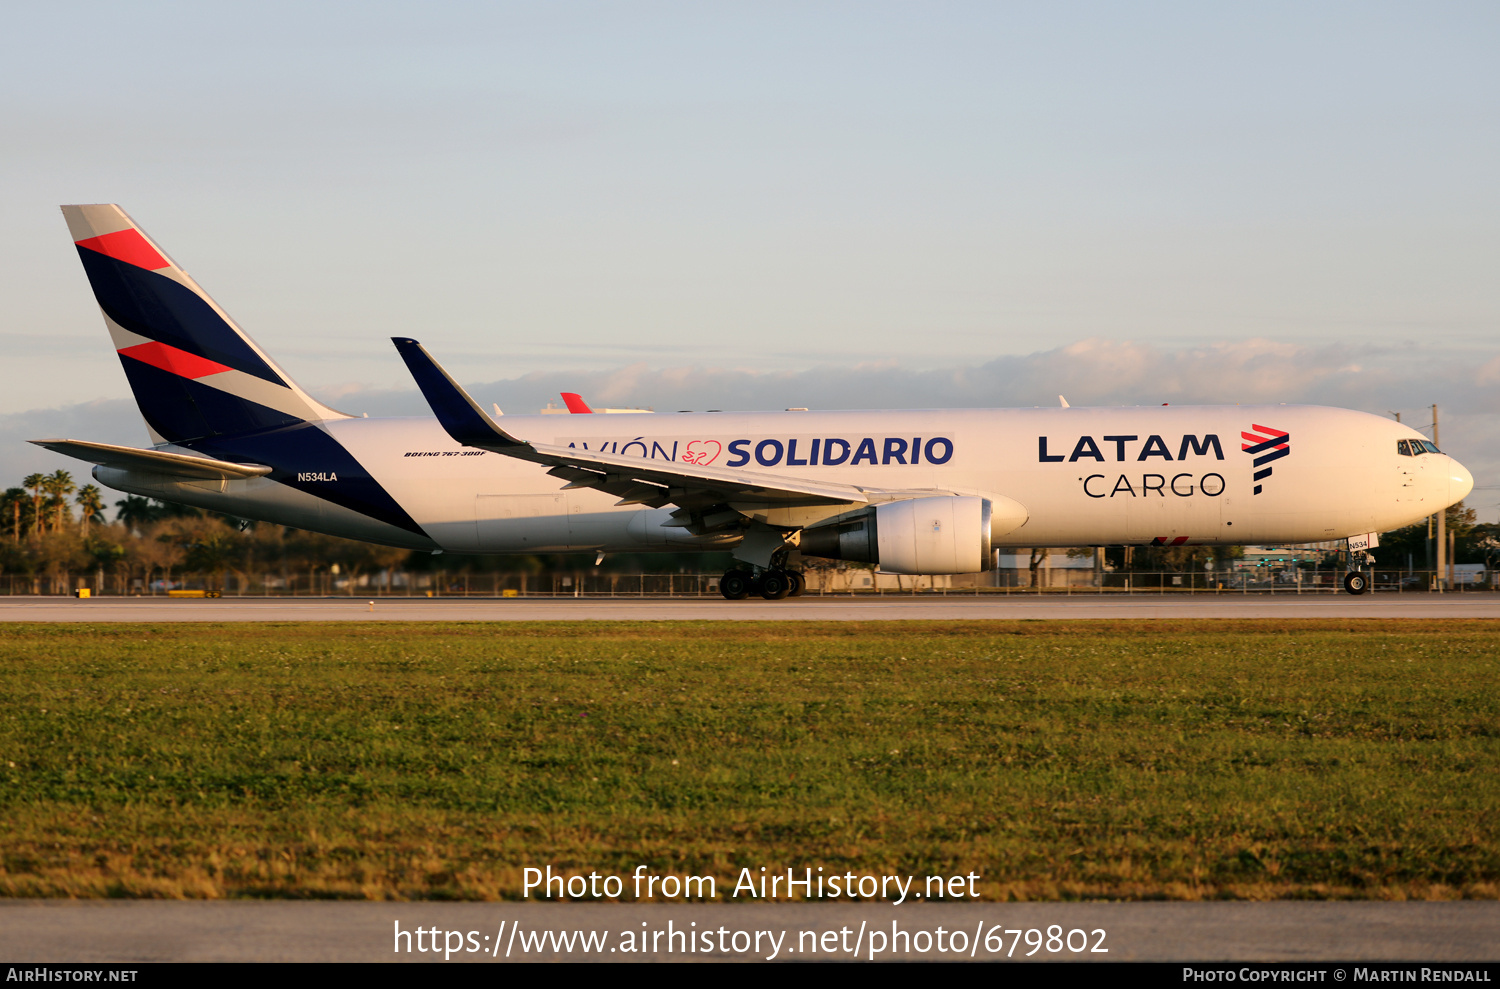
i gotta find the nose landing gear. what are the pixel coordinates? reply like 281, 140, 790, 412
1343, 535, 1375, 595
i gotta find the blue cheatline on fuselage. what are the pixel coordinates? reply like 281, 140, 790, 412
187, 423, 429, 539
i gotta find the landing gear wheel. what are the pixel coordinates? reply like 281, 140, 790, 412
720, 570, 752, 600
759, 570, 792, 600
1343, 572, 1368, 596
786, 571, 805, 597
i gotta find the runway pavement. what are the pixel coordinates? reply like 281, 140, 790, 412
1, 592, 1499, 621
1, 900, 1495, 962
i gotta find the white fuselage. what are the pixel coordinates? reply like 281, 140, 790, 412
95, 403, 1473, 560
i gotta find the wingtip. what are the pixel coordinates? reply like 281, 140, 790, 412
390, 337, 527, 450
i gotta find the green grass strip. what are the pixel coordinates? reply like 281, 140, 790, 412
0, 620, 1495, 900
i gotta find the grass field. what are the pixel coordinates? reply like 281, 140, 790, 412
0, 620, 1495, 901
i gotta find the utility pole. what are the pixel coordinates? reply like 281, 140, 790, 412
1434, 404, 1445, 590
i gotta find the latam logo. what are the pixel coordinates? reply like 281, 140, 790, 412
1242, 424, 1289, 495
1039, 434, 1224, 462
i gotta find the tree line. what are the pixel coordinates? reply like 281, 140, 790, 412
2, 470, 414, 593
3, 469, 1497, 593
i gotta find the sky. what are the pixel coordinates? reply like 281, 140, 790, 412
3, 2, 1498, 516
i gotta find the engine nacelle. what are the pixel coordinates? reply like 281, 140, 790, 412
800, 495, 1016, 574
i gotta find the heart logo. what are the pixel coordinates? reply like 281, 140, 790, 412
683, 440, 721, 465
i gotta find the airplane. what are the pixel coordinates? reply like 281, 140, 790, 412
32, 205, 1474, 599
552, 392, 655, 416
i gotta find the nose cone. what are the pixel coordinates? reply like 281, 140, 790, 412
1449, 457, 1475, 505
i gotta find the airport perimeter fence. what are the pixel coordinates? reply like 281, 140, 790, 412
2, 569, 1493, 597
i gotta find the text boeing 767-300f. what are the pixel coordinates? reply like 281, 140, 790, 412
31, 205, 1473, 599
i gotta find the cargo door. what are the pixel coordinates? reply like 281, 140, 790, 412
1124, 471, 1225, 545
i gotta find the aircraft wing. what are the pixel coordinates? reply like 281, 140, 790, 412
29, 438, 273, 481
524, 439, 870, 508
391, 337, 869, 510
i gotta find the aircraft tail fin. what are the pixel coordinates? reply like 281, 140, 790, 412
61, 204, 346, 445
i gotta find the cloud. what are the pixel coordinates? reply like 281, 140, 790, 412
448, 337, 1498, 419
5, 339, 1498, 518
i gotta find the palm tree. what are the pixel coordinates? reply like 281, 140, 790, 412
22, 474, 45, 537
1, 488, 26, 541
43, 470, 75, 533
76, 485, 106, 533
115, 496, 163, 533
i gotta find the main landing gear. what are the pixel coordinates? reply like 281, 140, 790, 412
719, 568, 805, 601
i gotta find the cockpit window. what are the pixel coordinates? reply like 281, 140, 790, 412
1397, 440, 1414, 456
1421, 440, 1441, 455
1398, 439, 1442, 456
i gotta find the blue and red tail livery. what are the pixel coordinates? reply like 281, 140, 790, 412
62, 204, 345, 444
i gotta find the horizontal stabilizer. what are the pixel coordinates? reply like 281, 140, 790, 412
29, 438, 272, 480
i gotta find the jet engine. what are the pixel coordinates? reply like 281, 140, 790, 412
799, 495, 1025, 575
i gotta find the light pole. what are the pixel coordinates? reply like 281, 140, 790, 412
1433, 404, 1445, 591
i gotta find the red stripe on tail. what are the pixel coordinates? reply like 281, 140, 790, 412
118, 340, 234, 379
75, 229, 170, 270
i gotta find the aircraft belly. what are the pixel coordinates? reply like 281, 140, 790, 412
470, 503, 731, 554
434, 488, 734, 555
477, 494, 571, 551
1125, 486, 1223, 543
